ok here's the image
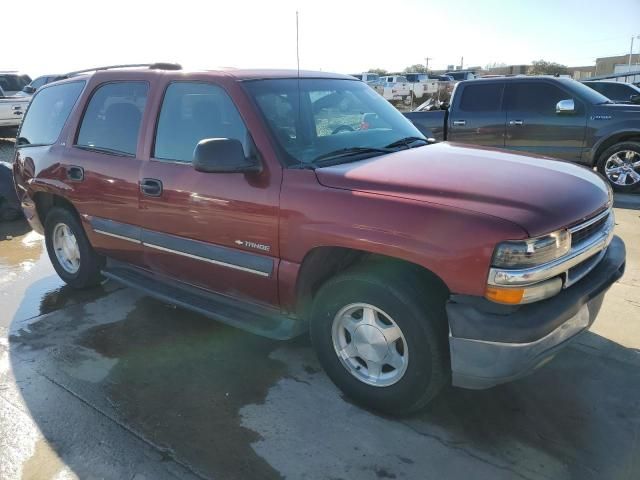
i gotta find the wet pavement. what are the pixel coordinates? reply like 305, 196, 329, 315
1, 198, 639, 480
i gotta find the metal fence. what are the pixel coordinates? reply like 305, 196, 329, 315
586, 70, 640, 84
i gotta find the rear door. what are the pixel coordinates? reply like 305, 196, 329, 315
504, 80, 587, 161
137, 79, 281, 306
63, 80, 150, 266
447, 81, 506, 147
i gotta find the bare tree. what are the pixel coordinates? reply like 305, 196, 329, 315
403, 64, 428, 73
528, 60, 568, 76
367, 68, 388, 76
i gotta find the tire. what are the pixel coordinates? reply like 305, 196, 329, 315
596, 142, 640, 193
0, 197, 22, 221
44, 206, 104, 288
310, 261, 449, 415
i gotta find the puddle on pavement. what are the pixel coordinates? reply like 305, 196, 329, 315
20, 438, 69, 480
75, 296, 290, 480
0, 219, 116, 328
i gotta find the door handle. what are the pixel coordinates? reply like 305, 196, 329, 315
66, 166, 84, 181
509, 120, 524, 126
452, 120, 466, 126
140, 178, 163, 197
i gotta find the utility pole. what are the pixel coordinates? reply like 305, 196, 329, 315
460, 56, 464, 70
629, 35, 640, 71
424, 57, 432, 72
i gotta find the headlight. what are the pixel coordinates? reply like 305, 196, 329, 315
491, 229, 571, 268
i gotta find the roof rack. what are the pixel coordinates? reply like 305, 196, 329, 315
62, 63, 182, 78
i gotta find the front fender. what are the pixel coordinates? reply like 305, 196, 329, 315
279, 169, 527, 299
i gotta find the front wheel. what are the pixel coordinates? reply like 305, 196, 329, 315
44, 207, 104, 288
597, 142, 640, 193
310, 262, 449, 415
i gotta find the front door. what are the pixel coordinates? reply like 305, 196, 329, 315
138, 81, 281, 306
504, 80, 587, 161
447, 81, 506, 148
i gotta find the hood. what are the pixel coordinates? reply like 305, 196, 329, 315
314, 142, 610, 237
593, 103, 640, 114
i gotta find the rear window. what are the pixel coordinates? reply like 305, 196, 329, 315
76, 82, 148, 156
17, 81, 86, 147
458, 83, 504, 112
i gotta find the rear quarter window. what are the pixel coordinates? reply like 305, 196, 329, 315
17, 81, 86, 147
76, 82, 148, 156
458, 83, 504, 112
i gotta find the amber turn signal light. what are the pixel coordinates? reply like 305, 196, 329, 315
485, 286, 525, 304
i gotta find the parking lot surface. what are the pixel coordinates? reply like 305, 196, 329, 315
1, 131, 639, 478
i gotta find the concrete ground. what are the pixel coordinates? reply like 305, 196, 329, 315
0, 190, 639, 479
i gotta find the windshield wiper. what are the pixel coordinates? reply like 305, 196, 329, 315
312, 146, 393, 165
385, 136, 428, 149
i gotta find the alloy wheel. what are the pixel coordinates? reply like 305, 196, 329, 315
331, 303, 409, 387
52, 223, 81, 274
604, 150, 640, 186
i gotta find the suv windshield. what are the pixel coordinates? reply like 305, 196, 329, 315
244, 78, 424, 166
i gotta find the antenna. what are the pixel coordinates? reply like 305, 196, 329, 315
296, 10, 300, 76
296, 10, 302, 143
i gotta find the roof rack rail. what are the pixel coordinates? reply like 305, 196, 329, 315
62, 63, 182, 78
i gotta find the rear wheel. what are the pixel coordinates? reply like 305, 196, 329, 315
310, 262, 449, 415
44, 207, 104, 288
597, 142, 640, 193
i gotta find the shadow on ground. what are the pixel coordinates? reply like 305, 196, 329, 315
6, 282, 640, 480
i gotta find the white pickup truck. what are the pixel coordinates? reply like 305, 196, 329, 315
0, 87, 29, 133
376, 75, 412, 101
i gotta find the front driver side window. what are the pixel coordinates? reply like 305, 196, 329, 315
154, 82, 249, 163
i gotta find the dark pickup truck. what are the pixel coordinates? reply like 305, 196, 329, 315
405, 76, 640, 192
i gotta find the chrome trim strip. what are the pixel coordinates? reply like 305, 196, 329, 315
569, 208, 610, 233
489, 213, 614, 287
143, 242, 271, 277
93, 229, 142, 244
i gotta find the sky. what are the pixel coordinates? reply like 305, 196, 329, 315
6, 0, 640, 78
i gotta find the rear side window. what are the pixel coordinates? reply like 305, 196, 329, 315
506, 83, 571, 114
599, 83, 634, 101
17, 81, 85, 147
458, 83, 504, 112
154, 82, 249, 163
76, 82, 148, 156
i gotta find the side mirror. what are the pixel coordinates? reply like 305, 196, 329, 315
22, 85, 36, 95
193, 138, 261, 174
440, 102, 450, 110
556, 99, 575, 114
630, 94, 640, 105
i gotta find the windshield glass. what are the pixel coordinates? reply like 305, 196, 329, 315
244, 78, 424, 165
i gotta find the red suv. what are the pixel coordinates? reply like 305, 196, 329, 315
13, 64, 626, 414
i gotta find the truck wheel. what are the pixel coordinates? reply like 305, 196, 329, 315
44, 207, 104, 288
597, 142, 640, 193
0, 198, 22, 221
310, 262, 449, 415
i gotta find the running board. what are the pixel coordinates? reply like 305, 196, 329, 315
102, 261, 307, 340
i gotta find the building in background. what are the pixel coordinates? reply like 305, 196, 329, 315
595, 54, 640, 76
569, 66, 596, 80
486, 64, 530, 76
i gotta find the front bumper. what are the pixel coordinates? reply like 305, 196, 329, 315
447, 235, 626, 389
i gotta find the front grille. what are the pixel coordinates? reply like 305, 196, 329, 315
571, 211, 609, 247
